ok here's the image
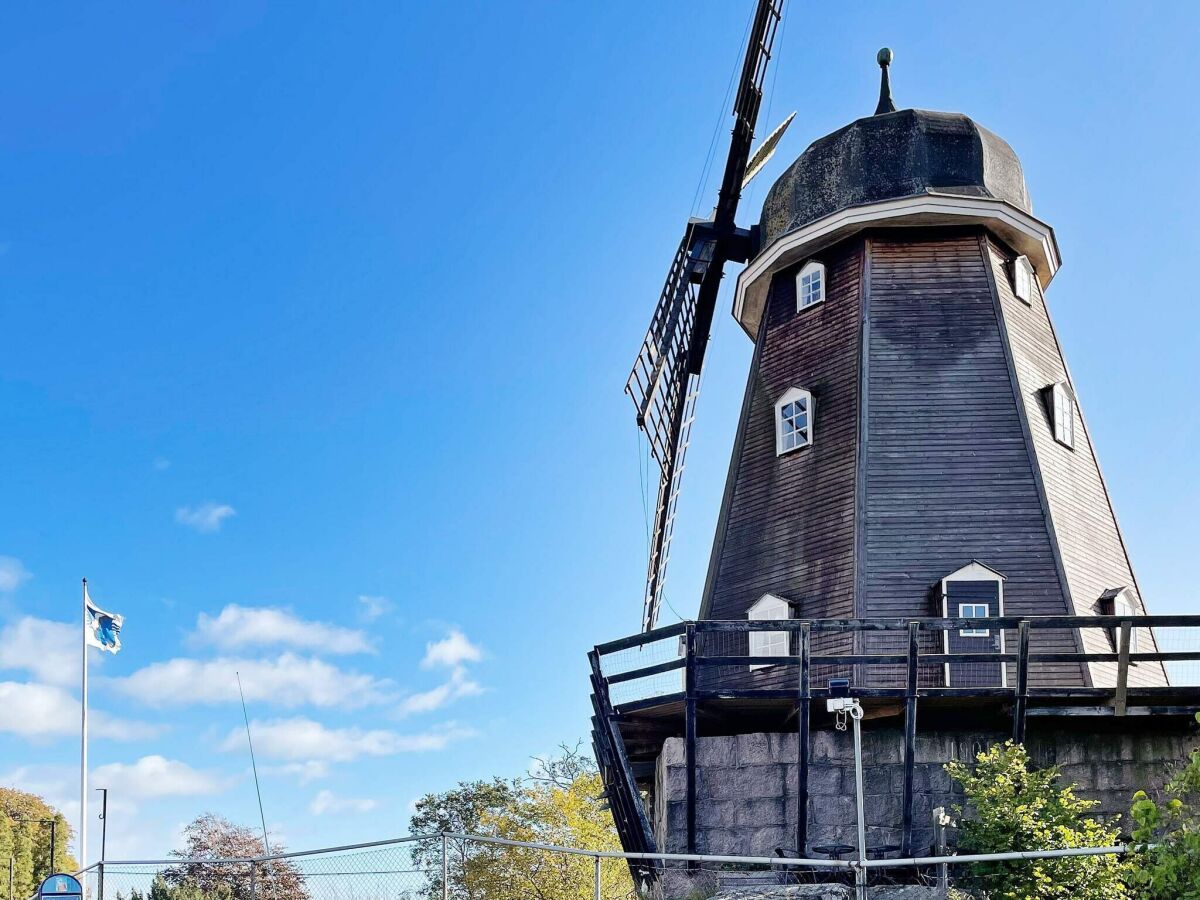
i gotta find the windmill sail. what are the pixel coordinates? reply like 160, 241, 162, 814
626, 0, 785, 632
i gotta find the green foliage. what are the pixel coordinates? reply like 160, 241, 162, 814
408, 742, 635, 900
1127, 713, 1200, 898
0, 785, 78, 896
946, 740, 1128, 899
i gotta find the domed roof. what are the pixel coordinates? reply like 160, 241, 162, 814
759, 107, 1032, 248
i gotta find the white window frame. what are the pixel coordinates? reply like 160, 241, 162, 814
940, 561, 1007, 688
1011, 255, 1036, 305
775, 387, 814, 456
1113, 590, 1141, 654
796, 260, 825, 311
959, 603, 990, 638
748, 593, 790, 671
1050, 381, 1075, 449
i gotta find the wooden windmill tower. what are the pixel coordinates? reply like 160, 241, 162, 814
592, 0, 1200, 881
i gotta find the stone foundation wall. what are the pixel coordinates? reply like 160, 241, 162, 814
653, 726, 1195, 857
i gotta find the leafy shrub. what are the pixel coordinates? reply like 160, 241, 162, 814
945, 740, 1128, 899
1128, 713, 1200, 898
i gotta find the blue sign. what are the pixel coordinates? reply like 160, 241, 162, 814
38, 874, 83, 898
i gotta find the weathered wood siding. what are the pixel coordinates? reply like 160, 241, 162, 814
699, 240, 862, 689
987, 238, 1167, 686
860, 232, 1084, 687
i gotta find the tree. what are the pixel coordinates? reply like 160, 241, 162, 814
0, 815, 14, 900
163, 815, 307, 900
0, 787, 78, 887
12, 824, 33, 900
1128, 713, 1200, 898
408, 744, 634, 900
945, 741, 1128, 899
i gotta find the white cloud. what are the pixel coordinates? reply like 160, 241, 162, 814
309, 789, 378, 816
110, 653, 392, 709
262, 761, 330, 784
0, 682, 159, 741
222, 717, 475, 762
194, 605, 373, 655
420, 629, 482, 669
358, 595, 392, 622
396, 667, 483, 717
91, 756, 232, 799
0, 617, 78, 685
175, 503, 236, 533
0, 556, 31, 592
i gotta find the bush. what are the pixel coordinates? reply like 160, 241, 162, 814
1127, 713, 1200, 898
945, 740, 1128, 899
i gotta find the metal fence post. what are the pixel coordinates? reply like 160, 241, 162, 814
249, 860, 256, 900
441, 833, 449, 900
934, 807, 949, 893
97, 862, 105, 900
593, 854, 601, 900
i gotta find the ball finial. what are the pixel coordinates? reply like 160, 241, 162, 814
877, 47, 893, 68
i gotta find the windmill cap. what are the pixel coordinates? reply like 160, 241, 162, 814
759, 108, 1032, 248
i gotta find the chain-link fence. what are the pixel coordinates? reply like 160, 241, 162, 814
67, 831, 1141, 900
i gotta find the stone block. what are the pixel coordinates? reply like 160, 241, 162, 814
863, 767, 892, 795
698, 736, 738, 767
812, 795, 856, 826
697, 798, 739, 830
736, 765, 786, 798
736, 797, 786, 826
747, 824, 791, 857
736, 732, 774, 765
808, 766, 842, 796
699, 767, 743, 800
812, 730, 844, 762
660, 737, 685, 766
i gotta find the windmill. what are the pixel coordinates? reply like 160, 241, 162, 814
626, 0, 790, 633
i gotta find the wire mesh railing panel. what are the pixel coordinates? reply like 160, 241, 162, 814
600, 634, 684, 707
1153, 627, 1200, 686
282, 842, 435, 900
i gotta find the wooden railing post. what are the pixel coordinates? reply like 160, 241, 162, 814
797, 622, 811, 857
1114, 620, 1132, 717
684, 623, 698, 861
901, 621, 919, 857
1013, 620, 1030, 743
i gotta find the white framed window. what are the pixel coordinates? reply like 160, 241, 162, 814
775, 387, 814, 456
1100, 587, 1141, 654
748, 593, 790, 670
1049, 381, 1075, 449
1011, 255, 1036, 305
959, 603, 990, 637
796, 260, 825, 311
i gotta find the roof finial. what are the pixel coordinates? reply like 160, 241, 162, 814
875, 47, 896, 115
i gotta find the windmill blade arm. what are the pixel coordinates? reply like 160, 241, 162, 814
712, 0, 785, 228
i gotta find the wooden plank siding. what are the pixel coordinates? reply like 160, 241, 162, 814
860, 232, 1085, 688
698, 239, 863, 691
986, 238, 1168, 687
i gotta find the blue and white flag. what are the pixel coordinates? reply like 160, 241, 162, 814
84, 585, 123, 654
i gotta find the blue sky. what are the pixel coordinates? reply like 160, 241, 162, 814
1, 0, 1198, 862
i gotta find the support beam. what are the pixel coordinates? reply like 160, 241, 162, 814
1114, 621, 1132, 717
1013, 620, 1031, 743
901, 622, 919, 857
684, 624, 698, 862
797, 623, 811, 857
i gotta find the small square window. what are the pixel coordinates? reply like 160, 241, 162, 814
959, 603, 990, 637
796, 261, 825, 311
1011, 256, 1036, 305
1049, 382, 1075, 449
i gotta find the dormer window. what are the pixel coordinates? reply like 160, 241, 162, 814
939, 561, 1007, 688
796, 261, 825, 310
775, 387, 814, 455
1011, 255, 1036, 305
1046, 381, 1075, 449
748, 593, 790, 670
1098, 587, 1141, 653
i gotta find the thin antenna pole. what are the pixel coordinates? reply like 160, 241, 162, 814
236, 673, 272, 857
81, 578, 89, 869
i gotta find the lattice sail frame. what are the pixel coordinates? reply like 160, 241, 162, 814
626, 0, 784, 632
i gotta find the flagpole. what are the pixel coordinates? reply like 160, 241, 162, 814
81, 577, 89, 870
